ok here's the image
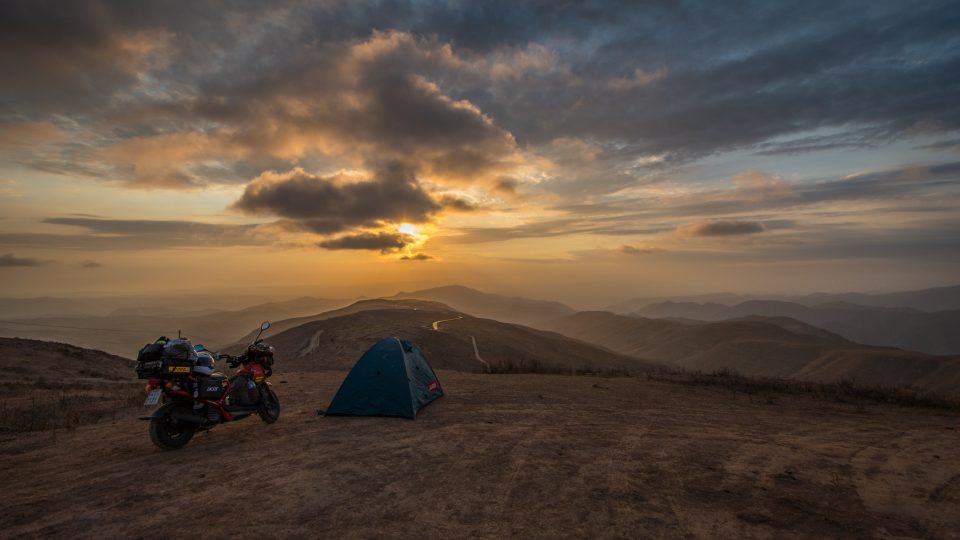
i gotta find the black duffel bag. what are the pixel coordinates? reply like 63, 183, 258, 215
135, 341, 166, 379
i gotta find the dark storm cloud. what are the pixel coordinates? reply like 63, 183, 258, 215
318, 232, 411, 252
231, 165, 441, 230
0, 253, 50, 267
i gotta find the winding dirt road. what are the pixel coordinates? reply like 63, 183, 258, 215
431, 316, 489, 372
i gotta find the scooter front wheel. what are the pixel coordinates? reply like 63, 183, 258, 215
258, 384, 280, 424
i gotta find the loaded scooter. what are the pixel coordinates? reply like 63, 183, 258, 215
135, 321, 281, 450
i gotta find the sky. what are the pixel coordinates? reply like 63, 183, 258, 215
1, 1, 958, 306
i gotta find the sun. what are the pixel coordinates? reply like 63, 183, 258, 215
397, 222, 422, 237
395, 222, 431, 255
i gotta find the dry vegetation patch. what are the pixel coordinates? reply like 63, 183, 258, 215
0, 380, 143, 433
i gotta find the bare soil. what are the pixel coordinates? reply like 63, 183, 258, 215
2, 371, 958, 539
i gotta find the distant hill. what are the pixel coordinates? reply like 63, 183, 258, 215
229, 298, 453, 345
537, 311, 960, 393
634, 300, 960, 355
606, 293, 760, 314
252, 300, 652, 374
798, 284, 960, 312
607, 284, 960, 314
387, 285, 575, 325
0, 337, 134, 382
0, 297, 118, 319
0, 296, 349, 356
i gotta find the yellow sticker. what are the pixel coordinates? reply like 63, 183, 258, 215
167, 366, 191, 373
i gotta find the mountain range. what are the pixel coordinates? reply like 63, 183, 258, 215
608, 284, 960, 314
537, 311, 960, 393
3, 284, 959, 392
633, 300, 960, 355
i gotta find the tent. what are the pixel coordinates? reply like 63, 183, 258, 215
325, 337, 443, 418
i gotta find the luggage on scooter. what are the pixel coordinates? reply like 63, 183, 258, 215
229, 375, 260, 406
197, 376, 226, 400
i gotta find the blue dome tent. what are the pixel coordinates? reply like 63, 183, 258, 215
325, 337, 443, 418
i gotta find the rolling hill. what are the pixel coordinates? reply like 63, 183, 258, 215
537, 311, 960, 393
0, 337, 134, 382
0, 296, 349, 357
247, 300, 652, 374
633, 300, 960, 355
387, 285, 575, 325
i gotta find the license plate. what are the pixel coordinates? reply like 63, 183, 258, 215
144, 389, 162, 406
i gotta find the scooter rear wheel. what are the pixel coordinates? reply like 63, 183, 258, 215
149, 404, 196, 450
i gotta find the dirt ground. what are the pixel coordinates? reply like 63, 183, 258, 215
2, 371, 958, 539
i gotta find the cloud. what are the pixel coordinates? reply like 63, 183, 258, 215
493, 177, 519, 194
318, 232, 412, 252
80, 260, 103, 268
436, 194, 480, 211
0, 1, 173, 117
4, 1, 958, 203
231, 165, 442, 233
619, 245, 658, 255
9, 217, 266, 250
167, 30, 522, 190
677, 220, 766, 237
0, 253, 50, 267
607, 67, 668, 91
400, 253, 434, 261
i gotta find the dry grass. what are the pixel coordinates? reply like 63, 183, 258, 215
646, 367, 960, 411
0, 381, 143, 433
485, 357, 636, 377
484, 358, 959, 410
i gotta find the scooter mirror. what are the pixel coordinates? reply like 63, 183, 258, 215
260, 321, 271, 331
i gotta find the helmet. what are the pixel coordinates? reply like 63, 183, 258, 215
193, 351, 216, 376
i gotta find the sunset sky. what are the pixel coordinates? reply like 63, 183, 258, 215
1, 1, 958, 305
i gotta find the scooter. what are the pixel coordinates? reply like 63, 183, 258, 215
138, 321, 280, 450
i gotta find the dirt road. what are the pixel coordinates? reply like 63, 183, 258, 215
431, 316, 489, 372
3, 371, 959, 538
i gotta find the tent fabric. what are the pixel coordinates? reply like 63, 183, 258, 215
325, 337, 443, 418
